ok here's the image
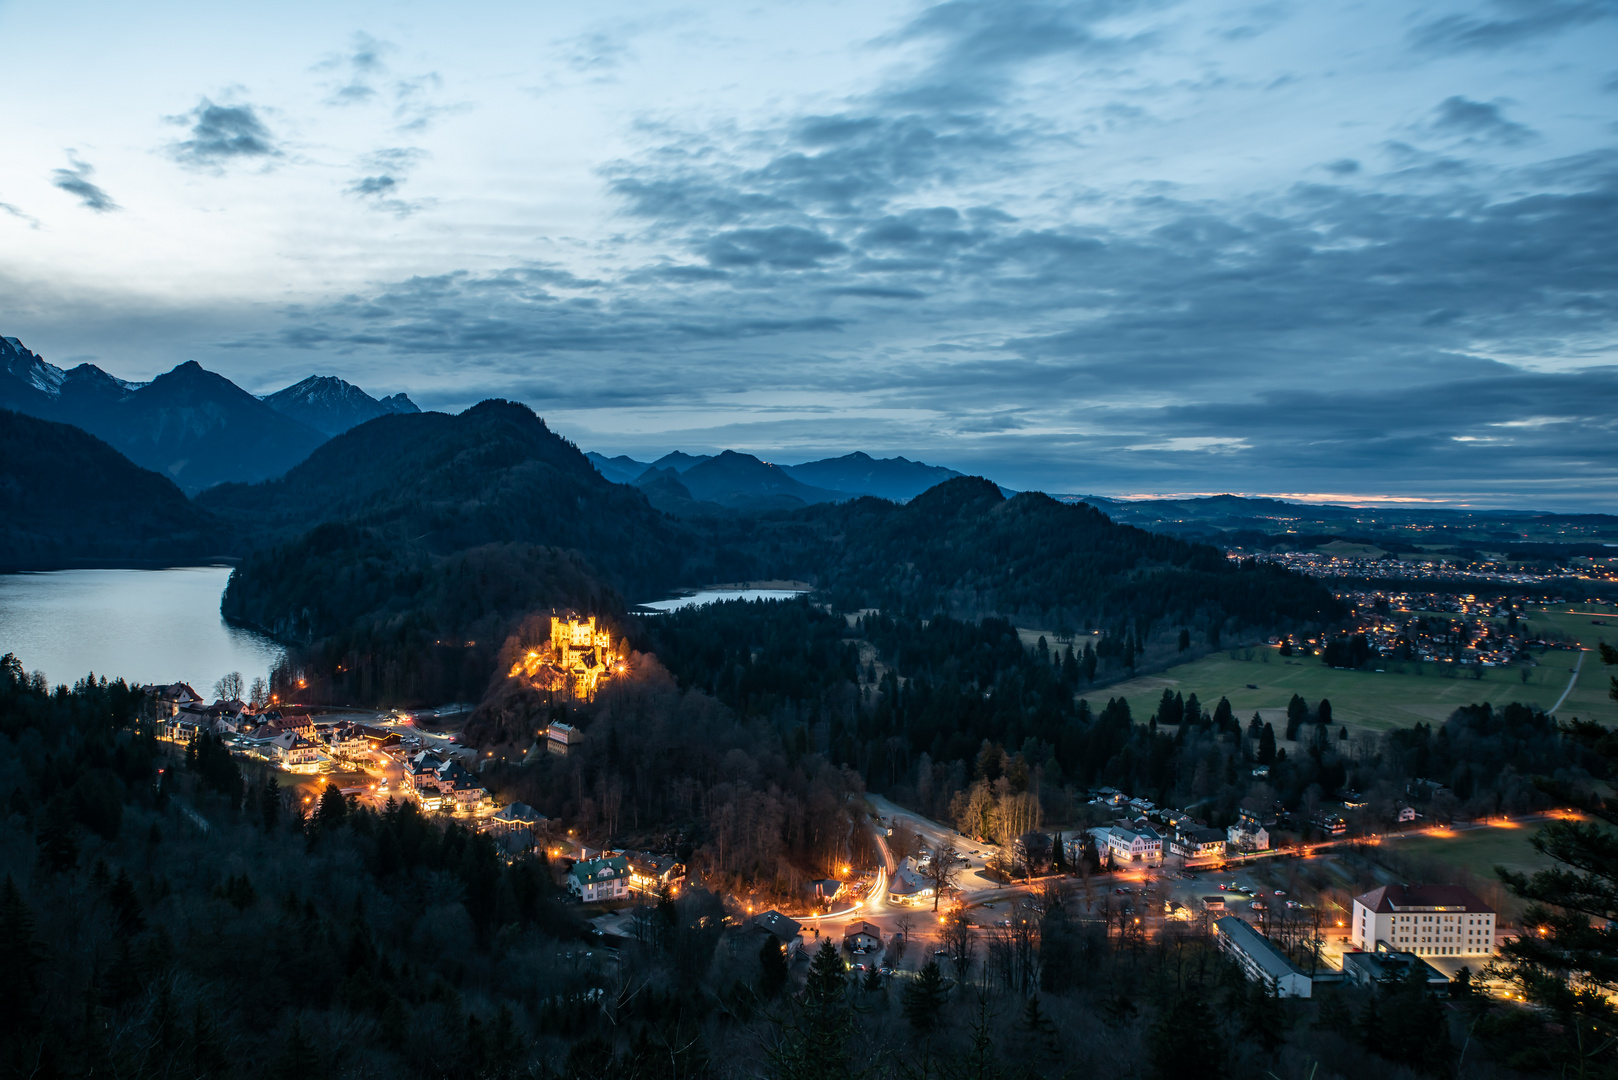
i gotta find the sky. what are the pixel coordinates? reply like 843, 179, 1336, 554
2, 0, 1617, 509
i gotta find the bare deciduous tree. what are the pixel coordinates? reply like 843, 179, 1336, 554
923, 844, 965, 911
213, 671, 244, 703
941, 913, 974, 980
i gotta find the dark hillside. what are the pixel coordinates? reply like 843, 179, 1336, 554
770, 476, 1341, 638
216, 426, 1335, 707
211, 402, 740, 705
83, 361, 327, 493
676, 449, 842, 509
785, 450, 963, 501
226, 526, 620, 704
200, 400, 707, 598
0, 409, 223, 569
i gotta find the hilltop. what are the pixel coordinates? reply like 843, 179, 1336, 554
1, 338, 327, 493
0, 409, 224, 569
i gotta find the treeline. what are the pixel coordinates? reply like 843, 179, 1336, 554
0, 652, 724, 1079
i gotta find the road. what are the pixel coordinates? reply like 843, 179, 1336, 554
1550, 647, 1586, 715
797, 796, 1566, 972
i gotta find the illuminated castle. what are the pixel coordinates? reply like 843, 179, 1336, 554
508, 614, 620, 701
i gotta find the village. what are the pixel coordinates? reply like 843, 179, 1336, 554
134, 612, 1539, 1016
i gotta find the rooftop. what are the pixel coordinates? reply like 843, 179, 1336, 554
1355, 884, 1494, 914
1215, 916, 1307, 981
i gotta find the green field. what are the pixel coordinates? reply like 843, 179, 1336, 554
1522, 606, 1616, 720
1390, 820, 1561, 878
1095, 642, 1601, 734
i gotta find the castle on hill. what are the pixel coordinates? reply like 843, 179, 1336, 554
509, 613, 619, 701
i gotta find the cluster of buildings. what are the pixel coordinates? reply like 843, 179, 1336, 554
147, 683, 407, 775
402, 748, 490, 812
1248, 550, 1596, 588
1072, 789, 1274, 869
143, 682, 501, 816
1215, 883, 1498, 998
562, 849, 686, 903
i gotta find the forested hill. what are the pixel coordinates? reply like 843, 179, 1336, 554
0, 409, 224, 569
768, 475, 1342, 637
200, 400, 711, 598
209, 401, 730, 704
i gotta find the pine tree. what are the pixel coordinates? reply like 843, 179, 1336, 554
772, 938, 854, 1080
1286, 694, 1308, 740
1239, 982, 1284, 1052
317, 783, 348, 828
35, 794, 79, 873
0, 876, 48, 1019
902, 958, 948, 1032
1020, 993, 1060, 1058
109, 867, 145, 938
759, 934, 789, 998
273, 1018, 320, 1080
262, 773, 280, 831
1495, 644, 1618, 1034
1150, 996, 1225, 1080
1258, 723, 1277, 764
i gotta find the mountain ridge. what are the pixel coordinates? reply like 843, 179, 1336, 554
0, 409, 224, 569
261, 374, 420, 436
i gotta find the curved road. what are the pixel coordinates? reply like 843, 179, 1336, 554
1549, 648, 1586, 715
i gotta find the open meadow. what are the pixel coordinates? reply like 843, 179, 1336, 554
1386, 818, 1561, 877
1091, 640, 1604, 733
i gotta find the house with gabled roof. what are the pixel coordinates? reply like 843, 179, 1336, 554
1351, 884, 1495, 959
569, 855, 631, 903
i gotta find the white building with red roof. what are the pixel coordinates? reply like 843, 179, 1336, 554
1351, 885, 1496, 959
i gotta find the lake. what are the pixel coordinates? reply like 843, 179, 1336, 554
638, 588, 808, 613
0, 566, 284, 696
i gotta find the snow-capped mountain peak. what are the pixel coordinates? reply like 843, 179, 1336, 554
261, 375, 421, 436
1, 337, 67, 397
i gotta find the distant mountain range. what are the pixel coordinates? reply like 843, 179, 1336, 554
6, 330, 1614, 573
586, 448, 967, 510
0, 336, 417, 493
260, 375, 419, 436
1066, 493, 1618, 551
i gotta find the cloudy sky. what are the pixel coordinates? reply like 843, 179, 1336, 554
2, 0, 1616, 507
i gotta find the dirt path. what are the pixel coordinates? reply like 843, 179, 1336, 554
1550, 648, 1585, 715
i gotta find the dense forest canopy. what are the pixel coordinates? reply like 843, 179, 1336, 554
470, 598, 1597, 875
776, 477, 1342, 632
